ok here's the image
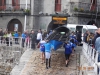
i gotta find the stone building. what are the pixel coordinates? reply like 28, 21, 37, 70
0, 0, 100, 33
0, 0, 31, 34
32, 0, 100, 30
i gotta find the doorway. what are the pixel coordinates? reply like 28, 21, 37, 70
7, 19, 22, 34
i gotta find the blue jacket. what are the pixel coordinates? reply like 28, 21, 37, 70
21, 33, 26, 39
95, 37, 100, 52
44, 42, 51, 53
14, 33, 19, 38
64, 43, 72, 54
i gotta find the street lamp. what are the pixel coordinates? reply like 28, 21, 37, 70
24, 0, 27, 31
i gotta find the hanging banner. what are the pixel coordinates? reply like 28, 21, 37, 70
14, 24, 18, 31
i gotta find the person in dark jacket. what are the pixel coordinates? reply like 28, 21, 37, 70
63, 41, 72, 67
0, 28, 4, 43
30, 30, 36, 50
21, 32, 26, 47
76, 31, 82, 45
92, 28, 100, 47
83, 30, 89, 43
42, 30, 47, 40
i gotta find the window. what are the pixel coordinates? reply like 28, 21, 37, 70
55, 0, 61, 12
12, 0, 16, 6
0, 0, 6, 10
93, 0, 95, 4
91, 0, 96, 5
90, 0, 96, 11
0, 0, 2, 6
12, 0, 20, 10
12, 0, 20, 6
55, 0, 61, 4
55, 0, 58, 4
0, 0, 6, 6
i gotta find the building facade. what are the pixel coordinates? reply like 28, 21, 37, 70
0, 0, 31, 34
0, 0, 100, 33
32, 0, 100, 31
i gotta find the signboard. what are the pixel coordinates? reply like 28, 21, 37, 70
52, 16, 67, 25
14, 24, 18, 31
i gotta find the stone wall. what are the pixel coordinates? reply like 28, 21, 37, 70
0, 46, 24, 75
0, 16, 25, 30
32, 0, 55, 30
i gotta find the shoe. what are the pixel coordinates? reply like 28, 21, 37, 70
49, 66, 51, 68
46, 67, 48, 69
66, 64, 68, 67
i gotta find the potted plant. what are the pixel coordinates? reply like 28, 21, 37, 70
74, 7, 78, 12
24, 9, 30, 15
79, 8, 84, 12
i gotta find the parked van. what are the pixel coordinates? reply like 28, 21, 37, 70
66, 24, 98, 41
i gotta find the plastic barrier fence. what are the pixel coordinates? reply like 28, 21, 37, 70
82, 42, 100, 75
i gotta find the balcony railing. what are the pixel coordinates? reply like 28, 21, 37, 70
0, 4, 30, 12
69, 2, 100, 18
70, 2, 100, 14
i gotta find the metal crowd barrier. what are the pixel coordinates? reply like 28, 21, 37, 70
82, 42, 100, 75
0, 36, 32, 49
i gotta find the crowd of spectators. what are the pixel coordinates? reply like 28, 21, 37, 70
1, 27, 100, 69
0, 28, 49, 49
83, 28, 100, 48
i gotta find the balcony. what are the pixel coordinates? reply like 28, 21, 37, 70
70, 2, 100, 19
0, 4, 30, 16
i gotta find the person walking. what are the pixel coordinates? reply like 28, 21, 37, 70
44, 41, 52, 69
37, 39, 46, 64
63, 41, 72, 67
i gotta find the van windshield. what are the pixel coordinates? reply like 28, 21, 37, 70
88, 29, 97, 33
83, 29, 97, 33
69, 28, 75, 32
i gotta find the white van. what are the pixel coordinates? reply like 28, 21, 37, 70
66, 24, 98, 41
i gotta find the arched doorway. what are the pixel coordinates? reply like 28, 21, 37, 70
87, 20, 95, 25
47, 21, 62, 33
87, 20, 98, 27
7, 19, 22, 34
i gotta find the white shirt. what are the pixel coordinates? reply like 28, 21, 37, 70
7, 33, 12, 37
37, 33, 42, 40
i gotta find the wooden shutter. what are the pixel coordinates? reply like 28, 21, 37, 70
12, 0, 20, 10
90, 0, 97, 11
0, 0, 6, 10
55, 0, 61, 12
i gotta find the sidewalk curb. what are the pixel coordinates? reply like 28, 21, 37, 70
10, 49, 34, 75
